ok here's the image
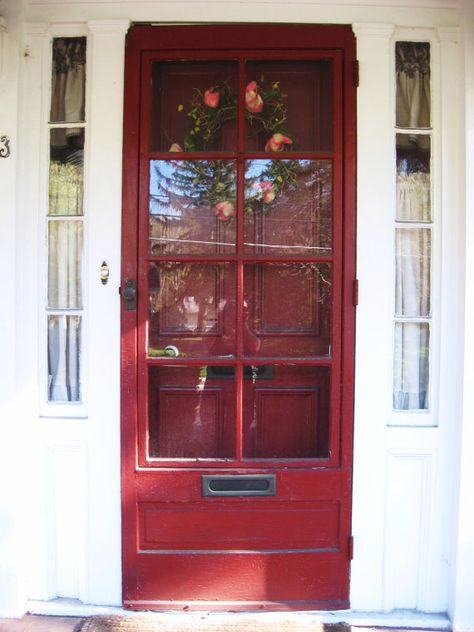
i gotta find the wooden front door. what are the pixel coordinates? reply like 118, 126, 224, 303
121, 24, 356, 610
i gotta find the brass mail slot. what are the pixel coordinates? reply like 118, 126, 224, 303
202, 474, 276, 497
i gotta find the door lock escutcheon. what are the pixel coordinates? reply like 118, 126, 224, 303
122, 278, 137, 311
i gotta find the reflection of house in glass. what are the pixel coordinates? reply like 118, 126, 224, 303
244, 160, 333, 255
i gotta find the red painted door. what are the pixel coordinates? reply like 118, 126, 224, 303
121, 24, 356, 610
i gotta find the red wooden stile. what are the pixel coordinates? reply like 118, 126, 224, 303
121, 24, 357, 611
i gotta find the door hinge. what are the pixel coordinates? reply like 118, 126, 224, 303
348, 535, 354, 560
353, 279, 359, 306
354, 60, 359, 87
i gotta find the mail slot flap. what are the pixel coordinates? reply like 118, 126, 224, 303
202, 474, 276, 497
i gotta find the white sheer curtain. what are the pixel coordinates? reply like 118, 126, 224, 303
394, 42, 431, 411
47, 36, 85, 403
47, 219, 83, 402
48, 316, 81, 402
396, 172, 430, 222
50, 38, 86, 147
396, 42, 430, 130
394, 176, 431, 410
394, 227, 431, 410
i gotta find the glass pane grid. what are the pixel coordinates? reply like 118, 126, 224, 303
46, 37, 87, 405
393, 41, 432, 413
145, 58, 337, 461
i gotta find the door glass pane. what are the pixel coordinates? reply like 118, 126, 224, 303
244, 159, 332, 255
149, 366, 236, 458
48, 221, 83, 309
48, 315, 81, 402
149, 160, 236, 255
245, 60, 333, 152
243, 263, 332, 357
50, 37, 86, 124
394, 322, 429, 410
242, 365, 330, 459
395, 227, 431, 318
148, 263, 236, 358
396, 42, 430, 129
150, 60, 238, 152
396, 134, 431, 222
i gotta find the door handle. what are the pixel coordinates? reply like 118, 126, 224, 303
121, 278, 137, 311
148, 345, 179, 358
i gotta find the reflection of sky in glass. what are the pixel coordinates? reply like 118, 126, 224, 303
150, 160, 181, 217
149, 159, 332, 254
149, 160, 237, 218
245, 159, 311, 179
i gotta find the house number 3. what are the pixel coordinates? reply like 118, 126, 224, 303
0, 136, 11, 158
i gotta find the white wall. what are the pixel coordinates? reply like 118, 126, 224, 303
0, 0, 28, 618
19, 19, 128, 606
450, 1, 474, 631
0, 0, 468, 622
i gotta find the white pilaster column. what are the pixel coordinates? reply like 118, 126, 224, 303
84, 19, 129, 606
0, 1, 27, 618
350, 22, 395, 612
451, 4, 474, 630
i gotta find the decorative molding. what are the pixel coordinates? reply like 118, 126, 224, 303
27, 0, 460, 6
46, 442, 88, 600
87, 19, 130, 35
383, 449, 435, 611
436, 26, 460, 43
0, 16, 6, 83
24, 22, 50, 36
352, 23, 396, 39
48, 23, 88, 37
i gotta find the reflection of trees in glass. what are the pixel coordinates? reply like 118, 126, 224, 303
244, 160, 332, 255
149, 160, 236, 254
152, 160, 236, 210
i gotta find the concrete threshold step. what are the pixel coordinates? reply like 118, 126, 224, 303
21, 599, 451, 630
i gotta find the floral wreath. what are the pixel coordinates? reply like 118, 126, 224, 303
168, 78, 298, 221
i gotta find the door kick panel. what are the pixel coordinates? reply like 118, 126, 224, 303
202, 474, 276, 497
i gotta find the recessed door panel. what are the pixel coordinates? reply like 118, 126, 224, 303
122, 24, 356, 610
243, 264, 332, 356
148, 366, 236, 458
242, 366, 330, 459
138, 501, 339, 550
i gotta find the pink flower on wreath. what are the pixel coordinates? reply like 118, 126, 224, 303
265, 133, 293, 152
169, 143, 183, 152
204, 88, 220, 108
245, 81, 264, 114
259, 181, 276, 204
214, 201, 235, 221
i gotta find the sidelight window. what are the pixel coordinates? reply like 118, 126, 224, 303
46, 37, 86, 405
393, 41, 434, 416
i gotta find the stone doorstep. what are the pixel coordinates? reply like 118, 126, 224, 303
0, 615, 82, 632
24, 601, 452, 631
0, 617, 452, 632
